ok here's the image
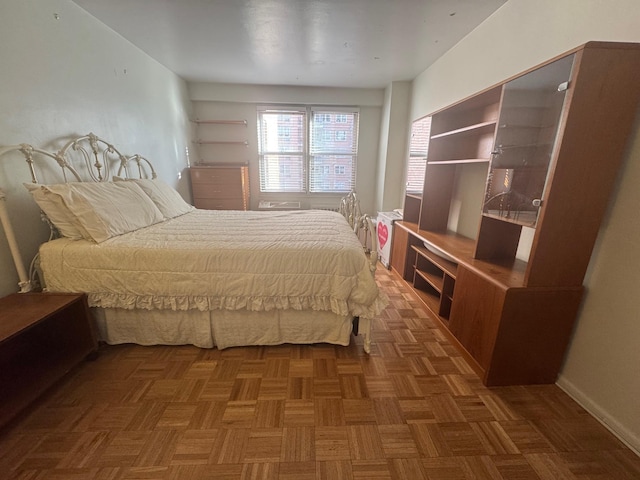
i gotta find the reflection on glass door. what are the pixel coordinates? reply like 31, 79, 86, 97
484, 54, 575, 227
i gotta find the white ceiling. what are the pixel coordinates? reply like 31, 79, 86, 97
72, 0, 507, 89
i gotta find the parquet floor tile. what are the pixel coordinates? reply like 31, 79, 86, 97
1, 266, 640, 479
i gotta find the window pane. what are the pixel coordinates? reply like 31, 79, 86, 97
310, 111, 358, 156
257, 109, 306, 193
309, 110, 358, 193
259, 154, 305, 192
309, 155, 355, 193
406, 116, 432, 194
258, 111, 304, 154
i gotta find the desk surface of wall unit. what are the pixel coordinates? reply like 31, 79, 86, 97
395, 41, 640, 386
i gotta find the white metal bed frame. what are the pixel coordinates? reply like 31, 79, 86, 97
0, 133, 380, 352
0, 133, 157, 293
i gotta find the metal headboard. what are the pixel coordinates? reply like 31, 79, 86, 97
0, 132, 157, 184
0, 133, 157, 292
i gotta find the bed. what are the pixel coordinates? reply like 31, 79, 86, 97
0, 133, 386, 352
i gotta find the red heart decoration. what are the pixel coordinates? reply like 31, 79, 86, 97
377, 222, 388, 249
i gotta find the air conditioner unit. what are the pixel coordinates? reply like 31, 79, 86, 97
258, 201, 301, 210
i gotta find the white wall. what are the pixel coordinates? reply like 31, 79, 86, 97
189, 83, 384, 214
0, 0, 192, 296
375, 81, 411, 213
409, 0, 640, 453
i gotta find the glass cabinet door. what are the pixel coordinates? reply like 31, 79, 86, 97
483, 54, 575, 227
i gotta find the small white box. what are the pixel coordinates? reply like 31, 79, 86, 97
376, 211, 402, 268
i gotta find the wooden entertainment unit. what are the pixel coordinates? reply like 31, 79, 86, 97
392, 42, 640, 386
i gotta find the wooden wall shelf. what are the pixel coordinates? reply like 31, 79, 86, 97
193, 119, 247, 125
196, 140, 249, 146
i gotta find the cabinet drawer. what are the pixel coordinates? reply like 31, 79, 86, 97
192, 183, 243, 199
194, 198, 246, 210
190, 167, 243, 185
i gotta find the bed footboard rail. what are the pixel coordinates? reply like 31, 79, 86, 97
339, 192, 378, 355
339, 191, 378, 276
356, 214, 378, 276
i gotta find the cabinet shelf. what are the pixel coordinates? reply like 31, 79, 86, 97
412, 244, 458, 278
428, 158, 490, 165
412, 286, 443, 320
482, 211, 538, 227
430, 121, 496, 140
498, 123, 553, 130
427, 121, 495, 163
414, 268, 444, 292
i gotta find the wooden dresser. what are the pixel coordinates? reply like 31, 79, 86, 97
189, 164, 250, 210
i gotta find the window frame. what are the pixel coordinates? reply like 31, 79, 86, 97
257, 105, 359, 194
405, 115, 432, 195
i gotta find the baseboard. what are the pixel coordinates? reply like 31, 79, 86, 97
556, 375, 640, 456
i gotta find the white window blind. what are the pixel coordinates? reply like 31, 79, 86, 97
309, 109, 358, 193
257, 108, 306, 192
257, 106, 359, 194
406, 116, 432, 194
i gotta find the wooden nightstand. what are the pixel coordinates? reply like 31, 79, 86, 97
0, 293, 98, 429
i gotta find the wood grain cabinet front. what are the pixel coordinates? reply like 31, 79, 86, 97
190, 165, 250, 210
0, 293, 97, 429
392, 42, 640, 386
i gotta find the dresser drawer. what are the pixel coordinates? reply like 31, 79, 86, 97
194, 197, 247, 210
189, 165, 250, 211
192, 183, 243, 199
190, 167, 243, 185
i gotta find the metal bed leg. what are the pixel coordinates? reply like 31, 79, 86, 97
359, 317, 371, 354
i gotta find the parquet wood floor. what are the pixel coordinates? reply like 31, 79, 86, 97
1, 267, 639, 479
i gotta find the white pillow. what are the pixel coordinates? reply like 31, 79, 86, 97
42, 181, 164, 243
114, 177, 194, 219
24, 183, 88, 239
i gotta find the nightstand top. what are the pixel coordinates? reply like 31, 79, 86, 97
0, 293, 86, 343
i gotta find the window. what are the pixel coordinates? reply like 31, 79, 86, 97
257, 106, 359, 193
406, 116, 432, 194
278, 126, 290, 138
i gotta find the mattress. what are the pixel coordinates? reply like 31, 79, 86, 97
39, 209, 386, 319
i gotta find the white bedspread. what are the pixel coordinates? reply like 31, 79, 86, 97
39, 209, 386, 319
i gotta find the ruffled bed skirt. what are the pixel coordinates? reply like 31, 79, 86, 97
92, 307, 355, 350
88, 292, 387, 319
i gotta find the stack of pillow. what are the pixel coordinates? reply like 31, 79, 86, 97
24, 178, 194, 243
